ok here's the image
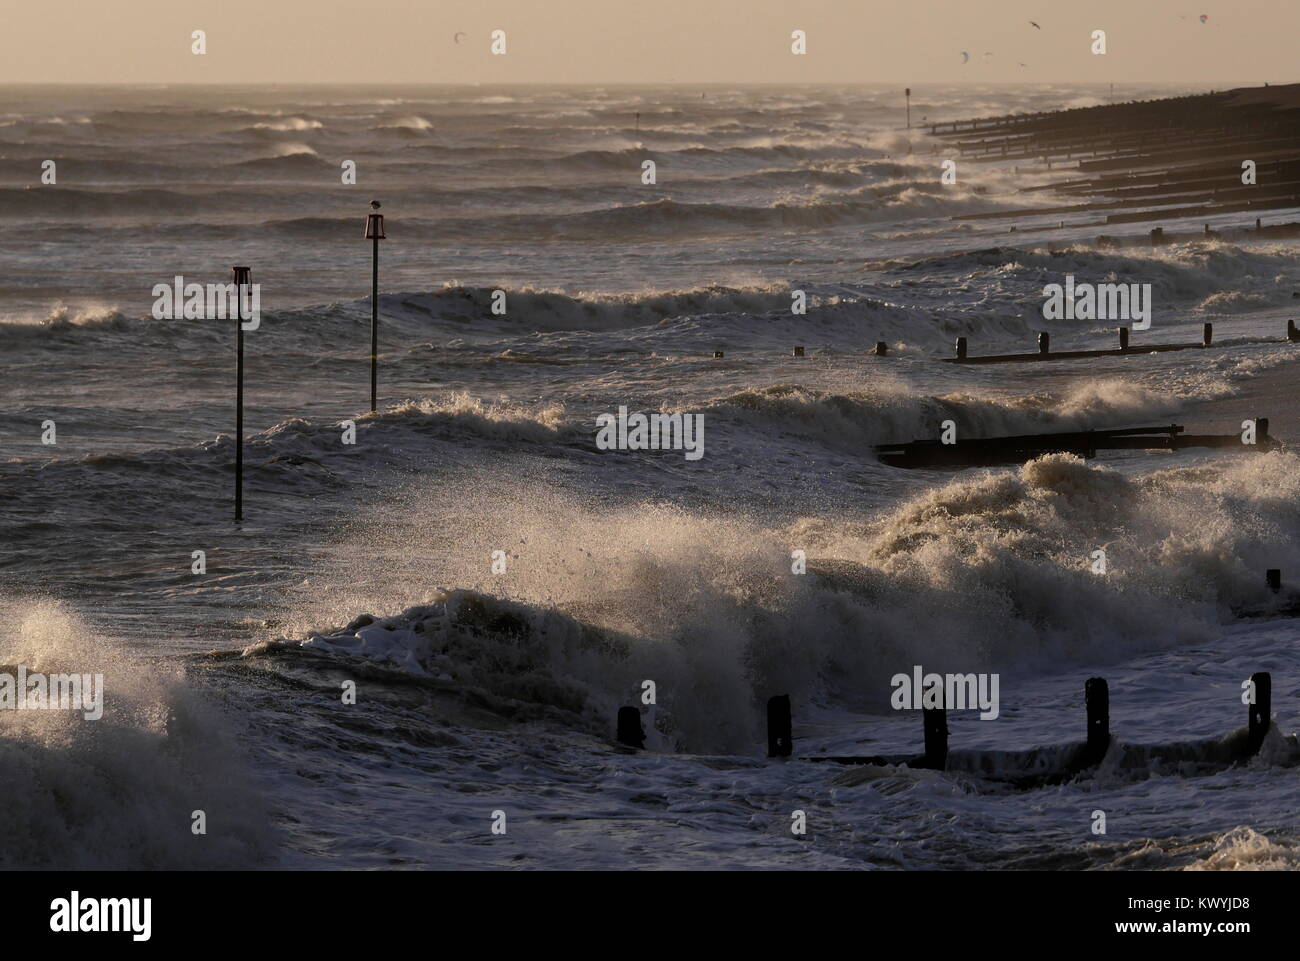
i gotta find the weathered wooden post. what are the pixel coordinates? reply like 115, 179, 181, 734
1266, 569, 1281, 593
1258, 417, 1270, 445
713, 350, 724, 359
955, 336, 968, 360
1203, 322, 1214, 346
1247, 671, 1271, 754
767, 694, 792, 758
1082, 677, 1110, 766
1118, 326, 1129, 350
617, 706, 645, 749
874, 341, 888, 356
793, 345, 805, 357
905, 87, 911, 129
232, 265, 251, 523
364, 202, 386, 413
1038, 331, 1050, 355
1150, 227, 1164, 246
1288, 319, 1299, 342
922, 707, 947, 769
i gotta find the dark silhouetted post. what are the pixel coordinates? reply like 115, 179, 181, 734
875, 341, 888, 356
1038, 331, 1050, 355
364, 202, 386, 413
1257, 417, 1270, 446
1266, 569, 1281, 593
922, 708, 947, 769
1289, 319, 1299, 342
713, 350, 724, 359
793, 345, 805, 357
1118, 327, 1129, 350
232, 265, 251, 523
956, 336, 968, 360
1202, 322, 1213, 347
617, 706, 645, 749
767, 694, 792, 758
1247, 671, 1271, 754
905, 87, 911, 128
1082, 677, 1109, 766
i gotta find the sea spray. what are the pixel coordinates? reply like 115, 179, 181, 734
266, 452, 1300, 753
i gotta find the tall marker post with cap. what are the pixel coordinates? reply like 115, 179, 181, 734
232, 265, 251, 523
365, 201, 386, 413
905, 87, 911, 129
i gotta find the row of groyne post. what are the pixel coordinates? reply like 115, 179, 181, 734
614, 672, 1284, 787
615, 570, 1296, 782
925, 83, 1300, 234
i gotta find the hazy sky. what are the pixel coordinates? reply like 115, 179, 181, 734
2, 0, 1296, 85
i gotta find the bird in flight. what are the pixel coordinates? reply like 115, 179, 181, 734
1029, 21, 1041, 29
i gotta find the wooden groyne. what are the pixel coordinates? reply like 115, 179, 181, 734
944, 320, 1300, 365
928, 83, 1300, 229
613, 649, 1293, 789
875, 419, 1274, 470
610, 568, 1297, 788
761, 671, 1292, 790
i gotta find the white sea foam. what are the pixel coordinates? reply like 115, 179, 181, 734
0, 599, 275, 868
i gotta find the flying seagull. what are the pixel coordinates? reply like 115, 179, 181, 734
1030, 21, 1041, 29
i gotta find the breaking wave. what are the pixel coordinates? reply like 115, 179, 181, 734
0, 599, 275, 868
257, 451, 1300, 753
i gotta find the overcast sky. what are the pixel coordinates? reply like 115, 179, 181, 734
2, 0, 1295, 85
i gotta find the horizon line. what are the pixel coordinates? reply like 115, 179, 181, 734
0, 79, 1288, 89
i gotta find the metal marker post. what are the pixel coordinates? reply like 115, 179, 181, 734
232, 265, 251, 523
905, 87, 911, 128
365, 202, 386, 412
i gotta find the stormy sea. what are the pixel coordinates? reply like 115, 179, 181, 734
2, 83, 1298, 870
